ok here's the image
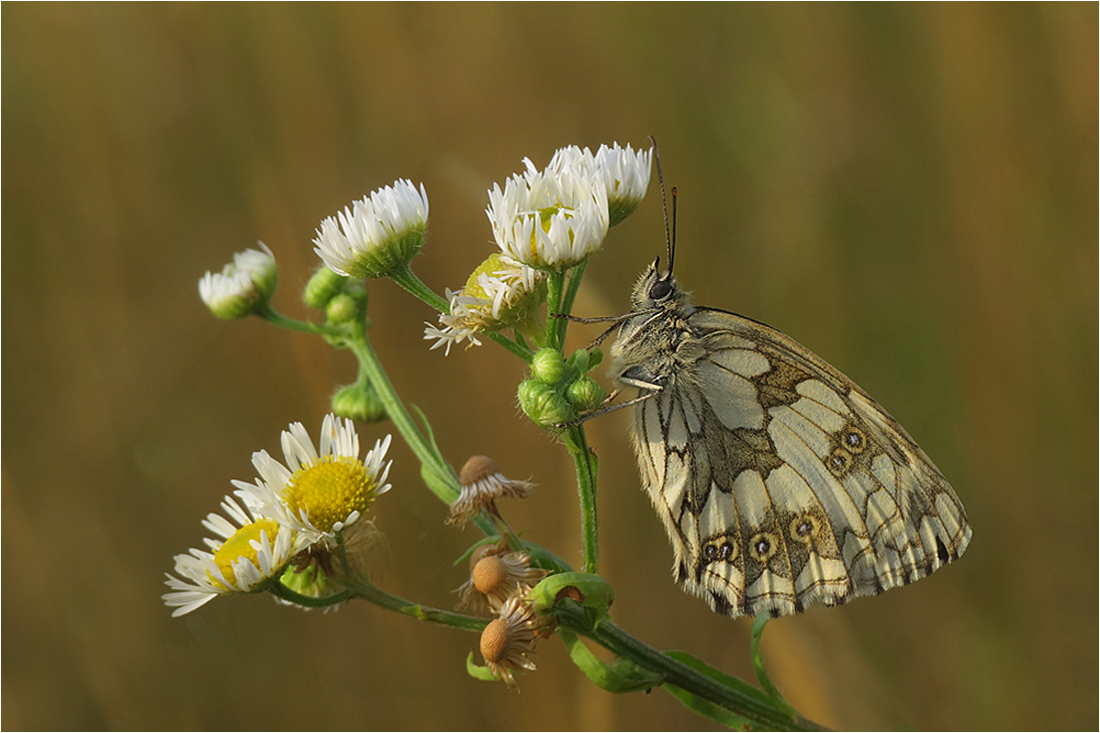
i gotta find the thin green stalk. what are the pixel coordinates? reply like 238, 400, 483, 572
348, 328, 458, 503
389, 263, 450, 313
346, 579, 489, 632
554, 260, 588, 345
545, 270, 566, 350
564, 427, 599, 574
255, 304, 347, 338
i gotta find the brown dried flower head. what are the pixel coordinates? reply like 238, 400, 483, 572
448, 455, 535, 527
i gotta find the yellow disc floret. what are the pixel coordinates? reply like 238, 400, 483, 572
211, 517, 281, 589
283, 456, 378, 533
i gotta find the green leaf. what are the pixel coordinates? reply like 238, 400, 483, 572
664, 683, 755, 730
530, 572, 614, 618
665, 650, 780, 706
465, 652, 499, 682
560, 629, 663, 693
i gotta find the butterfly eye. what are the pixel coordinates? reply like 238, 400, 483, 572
649, 279, 673, 301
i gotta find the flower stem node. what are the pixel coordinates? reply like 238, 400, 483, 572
313, 179, 429, 280
199, 243, 279, 320
331, 382, 387, 424
517, 379, 577, 429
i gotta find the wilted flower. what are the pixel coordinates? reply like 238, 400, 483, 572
424, 254, 545, 355
456, 539, 549, 615
447, 455, 535, 527
480, 596, 544, 687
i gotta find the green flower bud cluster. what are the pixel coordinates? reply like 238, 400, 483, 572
304, 267, 368, 326
517, 347, 606, 428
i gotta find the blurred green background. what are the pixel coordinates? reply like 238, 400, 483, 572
3, 4, 1096, 730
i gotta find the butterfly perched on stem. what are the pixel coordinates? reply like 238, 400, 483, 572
588, 148, 971, 619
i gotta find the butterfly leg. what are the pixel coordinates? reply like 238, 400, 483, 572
555, 378, 662, 428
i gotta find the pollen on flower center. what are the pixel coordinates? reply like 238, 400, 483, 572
212, 517, 280, 588
284, 456, 377, 533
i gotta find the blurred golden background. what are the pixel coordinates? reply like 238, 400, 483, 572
3, 4, 1096, 730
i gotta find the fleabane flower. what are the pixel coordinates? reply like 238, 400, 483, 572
233, 414, 393, 551
198, 243, 279, 319
424, 254, 546, 355
313, 179, 429, 279
550, 142, 652, 226
162, 494, 305, 616
487, 158, 609, 270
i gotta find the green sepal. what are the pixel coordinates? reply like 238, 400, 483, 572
566, 346, 603, 373
465, 652, 499, 682
559, 629, 663, 693
530, 572, 614, 618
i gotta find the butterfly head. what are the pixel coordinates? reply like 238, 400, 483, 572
630, 256, 691, 314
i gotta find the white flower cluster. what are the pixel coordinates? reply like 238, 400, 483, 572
425, 142, 652, 353
163, 415, 393, 616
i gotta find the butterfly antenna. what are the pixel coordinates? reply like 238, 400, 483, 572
648, 135, 673, 275
669, 186, 677, 276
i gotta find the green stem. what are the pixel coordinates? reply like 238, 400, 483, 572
348, 327, 458, 503
389, 262, 451, 313
254, 304, 348, 338
564, 427, 599, 574
554, 604, 821, 731
545, 271, 566, 350
488, 332, 535, 362
346, 579, 489, 633
554, 260, 588, 345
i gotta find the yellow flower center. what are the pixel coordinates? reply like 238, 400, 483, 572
283, 456, 378, 533
464, 253, 507, 301
525, 205, 576, 260
211, 517, 281, 589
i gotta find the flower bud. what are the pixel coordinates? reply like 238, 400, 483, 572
325, 293, 362, 325
331, 382, 387, 424
517, 379, 577, 428
530, 348, 569, 385
566, 375, 607, 412
303, 266, 349, 310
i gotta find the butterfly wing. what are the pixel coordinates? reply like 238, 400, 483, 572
628, 306, 972, 618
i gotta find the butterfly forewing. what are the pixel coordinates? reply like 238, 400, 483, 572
610, 264, 971, 618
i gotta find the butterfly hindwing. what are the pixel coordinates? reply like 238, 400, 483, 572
615, 281, 971, 619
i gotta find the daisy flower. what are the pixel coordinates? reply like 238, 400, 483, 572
198, 243, 279, 320
162, 494, 305, 616
233, 414, 393, 549
549, 142, 652, 226
313, 179, 429, 279
486, 157, 609, 270
456, 539, 550, 615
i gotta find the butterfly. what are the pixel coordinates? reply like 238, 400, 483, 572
595, 187, 971, 619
